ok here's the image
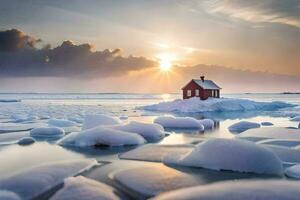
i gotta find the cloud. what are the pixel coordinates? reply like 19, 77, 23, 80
0, 29, 157, 78
199, 0, 300, 28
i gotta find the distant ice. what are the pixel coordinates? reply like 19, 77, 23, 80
17, 137, 35, 146
110, 121, 165, 141
154, 116, 204, 130
10, 114, 38, 123
285, 165, 300, 179
164, 138, 283, 175
238, 127, 300, 140
58, 126, 145, 147
82, 114, 121, 130
48, 119, 78, 128
50, 176, 123, 200
141, 97, 294, 113
0, 159, 97, 200
153, 180, 300, 200
228, 121, 261, 134
261, 122, 274, 126
30, 127, 65, 140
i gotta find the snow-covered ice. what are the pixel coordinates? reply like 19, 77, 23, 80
141, 97, 294, 113
58, 126, 145, 147
228, 121, 261, 134
17, 137, 35, 145
82, 114, 121, 130
153, 180, 300, 200
238, 127, 300, 140
154, 116, 204, 130
285, 165, 300, 179
50, 176, 123, 200
0, 159, 97, 200
48, 119, 78, 127
30, 127, 65, 139
163, 138, 283, 175
261, 122, 274, 126
110, 121, 165, 141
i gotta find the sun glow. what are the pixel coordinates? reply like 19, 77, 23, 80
158, 53, 175, 71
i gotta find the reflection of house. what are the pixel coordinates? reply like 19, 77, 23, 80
182, 76, 221, 100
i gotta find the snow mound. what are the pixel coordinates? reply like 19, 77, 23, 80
290, 116, 300, 122
82, 114, 121, 130
0, 159, 97, 200
153, 180, 300, 200
50, 176, 122, 200
261, 122, 274, 126
238, 127, 300, 139
164, 138, 283, 175
0, 190, 20, 200
154, 116, 204, 130
48, 119, 78, 127
58, 126, 145, 147
285, 165, 300, 179
17, 137, 35, 145
30, 127, 65, 139
111, 121, 165, 141
228, 121, 261, 134
141, 97, 294, 113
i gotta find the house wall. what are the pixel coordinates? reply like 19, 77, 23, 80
182, 80, 220, 100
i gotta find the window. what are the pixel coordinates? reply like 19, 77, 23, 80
211, 90, 214, 97
187, 90, 191, 97
195, 89, 199, 96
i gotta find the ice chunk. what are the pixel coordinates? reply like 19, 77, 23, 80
141, 97, 294, 113
58, 126, 145, 147
228, 121, 260, 134
30, 127, 65, 139
257, 139, 300, 147
153, 180, 300, 200
198, 119, 214, 129
290, 116, 300, 122
50, 176, 123, 200
238, 127, 300, 139
0, 159, 97, 200
164, 138, 283, 175
261, 122, 274, 126
82, 114, 121, 130
0, 190, 20, 200
154, 116, 204, 130
285, 165, 300, 179
0, 131, 30, 145
111, 121, 165, 141
119, 144, 194, 162
17, 137, 35, 146
265, 145, 300, 164
48, 119, 78, 127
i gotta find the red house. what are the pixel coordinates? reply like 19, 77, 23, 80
182, 76, 221, 100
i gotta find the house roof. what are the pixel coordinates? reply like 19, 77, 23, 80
193, 79, 221, 90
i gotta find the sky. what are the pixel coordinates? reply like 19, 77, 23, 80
0, 0, 300, 93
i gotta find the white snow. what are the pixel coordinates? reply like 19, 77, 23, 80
154, 116, 204, 130
285, 165, 300, 179
153, 180, 300, 200
50, 176, 122, 200
261, 122, 274, 126
82, 114, 121, 130
163, 138, 283, 175
0, 190, 20, 200
290, 116, 300, 122
17, 137, 35, 145
141, 97, 294, 113
58, 126, 145, 147
110, 121, 165, 141
30, 127, 65, 139
238, 127, 300, 140
48, 119, 78, 127
228, 121, 261, 133
0, 159, 97, 200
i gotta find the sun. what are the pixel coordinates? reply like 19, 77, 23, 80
158, 53, 175, 71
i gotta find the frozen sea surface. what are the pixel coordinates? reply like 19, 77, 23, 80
0, 93, 300, 199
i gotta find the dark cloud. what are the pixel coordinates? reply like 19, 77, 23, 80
0, 29, 157, 78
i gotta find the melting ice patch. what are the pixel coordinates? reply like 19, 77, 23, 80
141, 97, 294, 113
228, 121, 261, 134
154, 116, 204, 130
238, 127, 300, 140
30, 127, 65, 140
153, 180, 300, 200
48, 119, 78, 128
82, 114, 121, 130
163, 138, 283, 175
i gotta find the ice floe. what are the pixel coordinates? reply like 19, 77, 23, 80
285, 165, 300, 179
153, 180, 300, 200
82, 114, 121, 130
48, 119, 78, 128
261, 122, 274, 126
58, 126, 145, 147
154, 116, 204, 130
238, 127, 300, 140
228, 121, 261, 134
290, 116, 300, 122
30, 127, 65, 140
0, 131, 30, 145
110, 121, 165, 141
50, 176, 123, 200
17, 137, 35, 145
141, 97, 294, 113
163, 138, 283, 175
0, 159, 97, 200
